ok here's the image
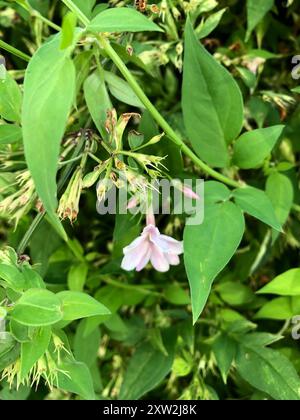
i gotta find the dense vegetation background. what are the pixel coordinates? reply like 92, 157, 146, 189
0, 0, 300, 400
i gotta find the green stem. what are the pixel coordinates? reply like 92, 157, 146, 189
15, 0, 61, 31
17, 212, 45, 255
0, 40, 30, 62
60, 0, 241, 188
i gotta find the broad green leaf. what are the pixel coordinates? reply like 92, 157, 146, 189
0, 72, 22, 122
236, 341, 300, 400
57, 291, 110, 321
0, 125, 22, 144
182, 19, 243, 168
257, 269, 300, 296
57, 360, 95, 400
292, 87, 300, 94
60, 12, 77, 50
84, 71, 112, 139
184, 201, 245, 322
119, 329, 176, 400
10, 289, 63, 327
20, 327, 51, 380
266, 172, 293, 239
204, 181, 231, 205
246, 0, 274, 41
22, 35, 76, 239
212, 333, 237, 383
0, 263, 25, 291
197, 8, 227, 39
255, 297, 296, 320
233, 186, 282, 231
256, 297, 300, 320
74, 50, 93, 96
104, 71, 144, 108
88, 7, 163, 33
233, 126, 284, 169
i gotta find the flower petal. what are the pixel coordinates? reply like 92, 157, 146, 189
150, 244, 170, 272
122, 239, 149, 271
165, 253, 180, 266
123, 235, 145, 255
136, 247, 151, 272
154, 235, 183, 255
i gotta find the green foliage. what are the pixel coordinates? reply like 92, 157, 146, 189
0, 0, 300, 401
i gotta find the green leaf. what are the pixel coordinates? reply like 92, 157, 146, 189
0, 124, 22, 144
0, 72, 22, 122
184, 201, 245, 322
216, 282, 255, 306
88, 7, 163, 33
266, 172, 293, 240
197, 8, 227, 39
257, 269, 300, 296
10, 320, 31, 343
84, 71, 112, 139
119, 329, 176, 400
255, 296, 300, 320
0, 263, 25, 291
182, 19, 243, 168
67, 263, 88, 292
60, 12, 77, 50
233, 186, 282, 231
236, 340, 300, 400
233, 126, 284, 169
10, 289, 63, 327
74, 319, 101, 368
164, 284, 190, 306
104, 71, 144, 108
212, 333, 237, 383
22, 35, 76, 240
72, 0, 96, 19
57, 291, 111, 321
20, 327, 51, 380
246, 0, 274, 41
204, 181, 231, 205
57, 360, 95, 400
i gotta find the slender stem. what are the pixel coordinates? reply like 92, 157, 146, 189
0, 40, 30, 62
15, 0, 61, 31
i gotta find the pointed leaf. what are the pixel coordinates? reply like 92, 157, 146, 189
182, 19, 243, 167
184, 201, 245, 322
88, 7, 163, 33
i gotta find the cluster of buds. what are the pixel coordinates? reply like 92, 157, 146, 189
0, 170, 36, 228
57, 167, 83, 223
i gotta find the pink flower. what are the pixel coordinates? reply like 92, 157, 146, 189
121, 224, 183, 273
